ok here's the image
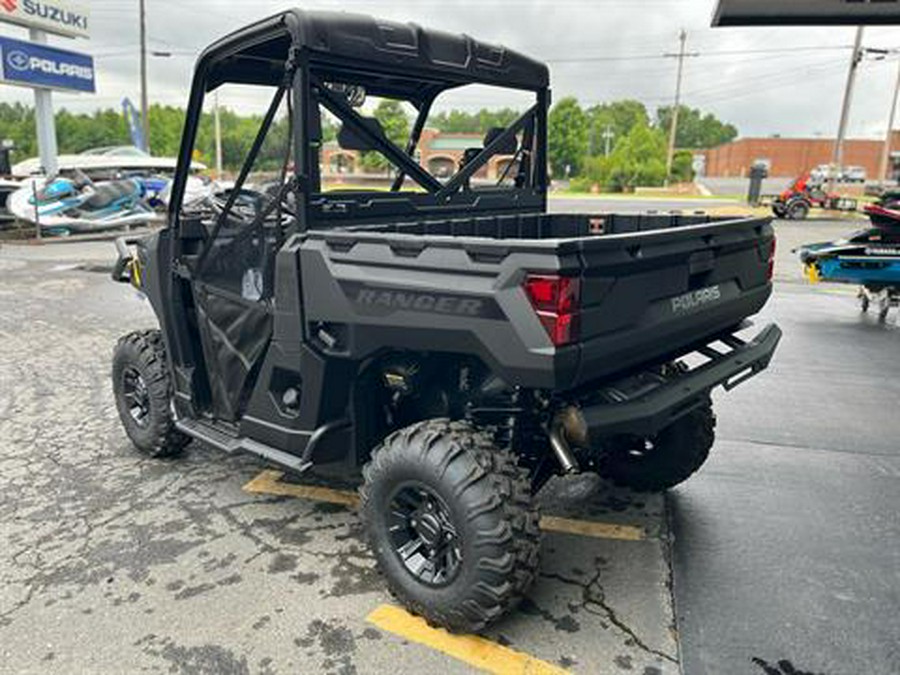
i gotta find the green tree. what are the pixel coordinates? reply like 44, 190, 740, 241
548, 97, 588, 178
585, 100, 649, 156
430, 108, 520, 134
360, 99, 410, 172
671, 149, 694, 183
655, 105, 738, 149
580, 121, 667, 191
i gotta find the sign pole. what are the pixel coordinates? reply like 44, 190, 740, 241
28, 27, 59, 179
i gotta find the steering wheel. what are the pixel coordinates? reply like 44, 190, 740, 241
210, 184, 297, 226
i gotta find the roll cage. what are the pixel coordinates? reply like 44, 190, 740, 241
169, 9, 550, 243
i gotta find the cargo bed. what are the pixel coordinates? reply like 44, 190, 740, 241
298, 211, 775, 391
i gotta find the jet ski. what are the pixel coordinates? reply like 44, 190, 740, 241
797, 215, 900, 321
6, 174, 214, 236
7, 174, 161, 236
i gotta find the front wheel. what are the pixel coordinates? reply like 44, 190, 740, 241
112, 330, 189, 457
597, 400, 716, 492
360, 419, 541, 633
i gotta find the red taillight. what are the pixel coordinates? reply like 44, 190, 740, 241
524, 274, 581, 346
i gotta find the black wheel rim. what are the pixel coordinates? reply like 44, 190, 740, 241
387, 483, 462, 587
122, 367, 151, 428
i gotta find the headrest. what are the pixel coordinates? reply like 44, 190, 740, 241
338, 117, 386, 151
483, 127, 518, 155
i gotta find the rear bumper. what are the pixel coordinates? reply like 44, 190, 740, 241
574, 323, 781, 439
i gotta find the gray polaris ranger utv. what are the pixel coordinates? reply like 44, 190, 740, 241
111, 9, 781, 633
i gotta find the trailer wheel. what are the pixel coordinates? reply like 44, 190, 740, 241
787, 200, 809, 220
597, 399, 715, 493
360, 419, 541, 633
878, 298, 890, 323
112, 330, 189, 458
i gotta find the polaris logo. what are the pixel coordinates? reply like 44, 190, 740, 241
5, 50, 92, 79
671, 285, 722, 314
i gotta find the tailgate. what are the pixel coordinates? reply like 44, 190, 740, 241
570, 218, 775, 387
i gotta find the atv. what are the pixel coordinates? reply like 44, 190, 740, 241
111, 9, 781, 633
770, 172, 857, 220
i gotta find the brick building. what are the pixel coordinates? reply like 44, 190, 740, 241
700, 131, 900, 179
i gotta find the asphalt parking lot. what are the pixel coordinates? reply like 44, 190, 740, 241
1, 212, 898, 674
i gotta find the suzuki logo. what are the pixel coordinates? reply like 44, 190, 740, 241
6, 50, 29, 71
0, 0, 17, 13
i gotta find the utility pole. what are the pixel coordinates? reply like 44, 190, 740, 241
602, 125, 615, 156
139, 0, 150, 153
214, 91, 223, 179
831, 26, 865, 191
664, 30, 698, 182
879, 57, 900, 186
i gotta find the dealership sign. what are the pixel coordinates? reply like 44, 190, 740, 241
0, 35, 94, 92
0, 0, 90, 39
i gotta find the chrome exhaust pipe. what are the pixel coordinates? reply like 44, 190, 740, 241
547, 410, 582, 474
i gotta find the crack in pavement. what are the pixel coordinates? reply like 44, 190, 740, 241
540, 560, 677, 664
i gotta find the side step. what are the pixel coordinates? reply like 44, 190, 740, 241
175, 418, 312, 474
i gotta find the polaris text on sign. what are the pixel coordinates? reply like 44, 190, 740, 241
0, 35, 94, 93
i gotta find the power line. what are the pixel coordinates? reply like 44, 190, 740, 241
545, 44, 854, 64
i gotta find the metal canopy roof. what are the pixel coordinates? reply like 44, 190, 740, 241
712, 0, 900, 26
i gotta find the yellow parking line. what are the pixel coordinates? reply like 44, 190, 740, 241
242, 471, 646, 541
539, 515, 645, 541
242, 469, 360, 508
366, 604, 570, 675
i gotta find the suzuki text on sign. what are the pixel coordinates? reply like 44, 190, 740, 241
0, 35, 94, 92
0, 0, 90, 39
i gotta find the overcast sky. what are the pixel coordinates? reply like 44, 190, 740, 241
2, 0, 899, 140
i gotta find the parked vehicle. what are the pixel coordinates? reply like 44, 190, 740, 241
111, 10, 781, 633
7, 174, 156, 235
810, 164, 839, 182
798, 193, 900, 321
842, 165, 867, 183
768, 172, 857, 219
11, 145, 206, 179
6, 173, 214, 235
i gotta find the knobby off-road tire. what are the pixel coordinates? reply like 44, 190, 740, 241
360, 419, 541, 633
112, 330, 189, 458
787, 200, 810, 220
598, 399, 716, 493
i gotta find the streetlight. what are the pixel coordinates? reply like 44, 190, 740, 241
149, 49, 222, 180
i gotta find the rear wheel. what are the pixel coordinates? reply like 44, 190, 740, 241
787, 200, 810, 220
597, 400, 716, 492
772, 204, 787, 218
112, 330, 188, 457
360, 419, 541, 633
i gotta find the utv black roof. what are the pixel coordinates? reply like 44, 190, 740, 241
198, 9, 549, 98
